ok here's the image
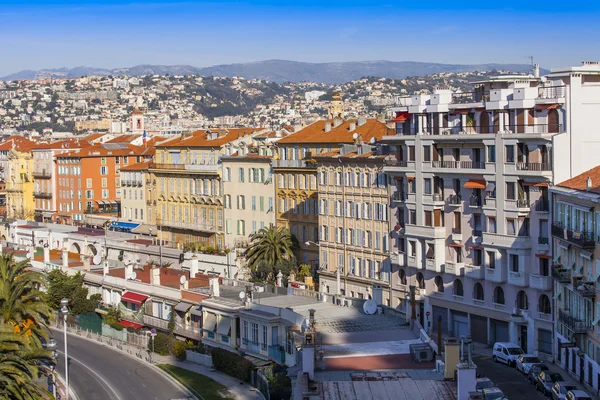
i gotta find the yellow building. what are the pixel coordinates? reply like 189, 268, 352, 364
6, 144, 36, 220
152, 128, 263, 249
273, 117, 389, 267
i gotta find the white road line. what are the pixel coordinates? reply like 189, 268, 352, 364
56, 350, 123, 400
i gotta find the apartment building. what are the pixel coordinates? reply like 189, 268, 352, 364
315, 143, 392, 302
55, 143, 154, 225
551, 166, 600, 392
6, 141, 37, 220
151, 128, 263, 249
273, 116, 389, 267
221, 151, 275, 249
383, 74, 562, 355
120, 161, 151, 225
0, 136, 34, 181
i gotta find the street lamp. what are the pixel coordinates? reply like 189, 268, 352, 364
45, 339, 58, 399
60, 298, 70, 400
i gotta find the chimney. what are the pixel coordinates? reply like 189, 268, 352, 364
333, 117, 343, 128
103, 260, 109, 276
533, 64, 540, 78
372, 284, 383, 305
357, 117, 367, 127
190, 255, 199, 278
349, 121, 357, 131
586, 176, 592, 191
151, 267, 161, 286
62, 246, 68, 270
126, 263, 134, 280
324, 122, 332, 133
377, 113, 386, 123
209, 277, 220, 297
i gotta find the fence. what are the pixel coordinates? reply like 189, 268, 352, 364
254, 370, 270, 400
185, 350, 213, 367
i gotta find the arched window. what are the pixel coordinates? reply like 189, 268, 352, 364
399, 269, 407, 285
453, 279, 464, 297
435, 276, 444, 293
416, 272, 425, 289
473, 282, 484, 300
516, 290, 529, 310
539, 294, 551, 314
494, 286, 505, 305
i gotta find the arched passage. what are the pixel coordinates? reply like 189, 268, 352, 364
71, 242, 81, 254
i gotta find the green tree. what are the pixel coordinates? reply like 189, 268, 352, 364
46, 270, 101, 316
167, 306, 175, 334
245, 226, 297, 274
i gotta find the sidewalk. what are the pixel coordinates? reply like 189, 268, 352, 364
471, 343, 599, 399
153, 354, 264, 400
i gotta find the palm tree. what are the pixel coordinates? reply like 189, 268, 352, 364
0, 254, 51, 348
245, 226, 297, 273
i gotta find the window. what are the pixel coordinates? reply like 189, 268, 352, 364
424, 211, 433, 227
237, 220, 246, 235
538, 294, 551, 314
423, 146, 431, 162
409, 209, 417, 225
472, 249, 483, 266
262, 325, 267, 349
409, 240, 416, 257
473, 283, 484, 300
237, 195, 246, 210
510, 254, 519, 272
86, 178, 92, 188
102, 189, 109, 198
100, 166, 108, 175
507, 218, 516, 235
238, 168, 245, 182
516, 290, 528, 310
487, 251, 496, 269
224, 167, 231, 181
435, 275, 444, 292
123, 156, 128, 164
487, 145, 496, 162
101, 157, 106, 165
423, 178, 432, 195
101, 178, 107, 188
408, 179, 416, 193
408, 146, 415, 161
259, 196, 264, 211
251, 196, 256, 210
488, 216, 497, 233
506, 182, 516, 200
505, 145, 515, 163
85, 190, 94, 199
453, 279, 464, 297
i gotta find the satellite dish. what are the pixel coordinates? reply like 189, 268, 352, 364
239, 291, 246, 299
352, 132, 359, 139
363, 300, 377, 315
179, 275, 187, 285
131, 272, 137, 281
92, 254, 101, 265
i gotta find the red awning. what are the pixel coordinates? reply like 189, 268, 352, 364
468, 246, 483, 250
118, 320, 144, 329
407, 176, 416, 181
464, 179, 486, 189
390, 112, 411, 122
452, 109, 470, 115
536, 254, 552, 259
121, 291, 148, 305
449, 243, 464, 248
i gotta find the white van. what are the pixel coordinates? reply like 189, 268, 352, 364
492, 342, 524, 366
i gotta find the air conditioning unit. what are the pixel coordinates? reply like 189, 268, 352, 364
410, 343, 434, 362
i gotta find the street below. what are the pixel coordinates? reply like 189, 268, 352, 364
473, 354, 546, 399
51, 327, 190, 400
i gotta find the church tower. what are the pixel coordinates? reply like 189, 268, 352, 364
328, 92, 344, 119
130, 107, 144, 134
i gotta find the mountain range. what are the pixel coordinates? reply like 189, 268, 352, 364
1, 60, 545, 84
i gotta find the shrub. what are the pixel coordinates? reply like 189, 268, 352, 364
269, 371, 292, 400
172, 340, 187, 361
211, 348, 253, 382
149, 332, 174, 356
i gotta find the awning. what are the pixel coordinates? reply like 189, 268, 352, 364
108, 200, 119, 205
407, 176, 415, 181
216, 317, 232, 336
469, 246, 483, 250
118, 320, 144, 329
190, 307, 202, 317
426, 246, 434, 258
485, 182, 496, 192
536, 254, 552, 259
110, 221, 140, 230
523, 182, 549, 187
452, 108, 470, 115
448, 243, 464, 248
558, 240, 570, 250
390, 112, 411, 122
96, 200, 106, 205
535, 104, 559, 111
464, 179, 486, 189
121, 291, 148, 305
203, 312, 217, 332
174, 301, 193, 313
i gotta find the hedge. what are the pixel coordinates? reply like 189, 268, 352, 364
211, 348, 253, 382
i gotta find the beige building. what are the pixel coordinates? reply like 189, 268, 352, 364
221, 152, 275, 249
120, 161, 151, 225
316, 143, 392, 303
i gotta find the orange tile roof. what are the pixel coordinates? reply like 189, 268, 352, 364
276, 119, 388, 145
131, 108, 144, 115
31, 139, 91, 150
106, 134, 140, 144
57, 143, 154, 158
157, 128, 261, 148
557, 165, 600, 194
0, 135, 36, 152
82, 133, 107, 142
120, 161, 151, 171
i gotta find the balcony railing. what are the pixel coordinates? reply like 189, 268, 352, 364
242, 338, 261, 354
551, 222, 595, 248
574, 283, 596, 298
538, 236, 549, 245
469, 197, 482, 207
552, 267, 571, 283
460, 161, 486, 169
33, 191, 52, 199
558, 309, 590, 334
432, 193, 444, 202
271, 159, 308, 169
534, 199, 549, 212
384, 159, 408, 167
506, 124, 563, 134
156, 218, 217, 233
432, 160, 458, 169
451, 91, 490, 104
32, 170, 51, 178
447, 194, 462, 206
391, 191, 406, 202
268, 345, 286, 363
538, 85, 566, 99
473, 229, 483, 237
149, 162, 220, 172
85, 207, 118, 215
516, 162, 552, 171
451, 228, 461, 235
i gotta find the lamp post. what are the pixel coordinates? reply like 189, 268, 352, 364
60, 298, 70, 400
45, 338, 58, 399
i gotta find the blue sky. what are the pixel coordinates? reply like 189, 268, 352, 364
1, 0, 599, 76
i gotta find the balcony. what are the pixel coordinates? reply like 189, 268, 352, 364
414, 287, 425, 301
242, 338, 261, 355
33, 191, 52, 199
268, 345, 286, 364
485, 267, 507, 283
143, 315, 170, 330
407, 255, 417, 268
432, 193, 444, 203
551, 222, 595, 249
558, 309, 590, 334
446, 262, 464, 277
384, 159, 408, 168
469, 196, 483, 208
574, 282, 596, 298
432, 160, 458, 169
149, 162, 220, 173
505, 199, 530, 211
464, 264, 484, 280
447, 194, 462, 207
451, 91, 490, 104
404, 224, 446, 239
552, 267, 571, 283
451, 228, 462, 243
482, 232, 532, 249
391, 191, 406, 202
508, 271, 529, 287
156, 218, 217, 233
32, 170, 51, 179
174, 324, 201, 339
506, 124, 563, 134
460, 161, 486, 170
538, 85, 566, 99
85, 207, 119, 215
533, 199, 549, 212
538, 236, 549, 249
529, 274, 552, 291
483, 197, 496, 208
271, 159, 311, 169
515, 162, 552, 172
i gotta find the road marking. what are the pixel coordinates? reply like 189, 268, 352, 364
56, 350, 123, 400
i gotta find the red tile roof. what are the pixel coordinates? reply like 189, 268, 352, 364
106, 134, 140, 144
276, 119, 388, 145
157, 128, 261, 148
57, 143, 154, 158
120, 161, 151, 171
557, 165, 600, 194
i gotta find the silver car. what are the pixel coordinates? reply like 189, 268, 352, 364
552, 382, 577, 400
516, 354, 541, 374
476, 377, 495, 392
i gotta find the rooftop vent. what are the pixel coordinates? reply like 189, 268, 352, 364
586, 176, 593, 191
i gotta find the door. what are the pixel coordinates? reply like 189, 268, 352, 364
492, 319, 509, 343
419, 303, 425, 327
272, 326, 279, 348
580, 355, 585, 383
452, 312, 469, 337
480, 112, 490, 133
471, 315, 488, 345
520, 325, 528, 353
548, 109, 559, 133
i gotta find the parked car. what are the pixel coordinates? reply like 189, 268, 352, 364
536, 371, 564, 395
528, 364, 550, 384
476, 377, 495, 392
565, 390, 593, 400
515, 354, 541, 374
552, 382, 577, 400
482, 387, 508, 400
492, 342, 524, 367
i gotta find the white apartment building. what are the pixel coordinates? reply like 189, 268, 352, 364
383, 61, 600, 357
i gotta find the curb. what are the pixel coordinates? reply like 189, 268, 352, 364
55, 370, 80, 400
49, 326, 197, 400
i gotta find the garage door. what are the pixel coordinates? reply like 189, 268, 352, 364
471, 315, 488, 345
537, 329, 552, 355
432, 306, 448, 335
491, 319, 509, 343
452, 312, 469, 338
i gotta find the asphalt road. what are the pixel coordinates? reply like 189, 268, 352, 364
473, 354, 547, 400
51, 328, 190, 400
